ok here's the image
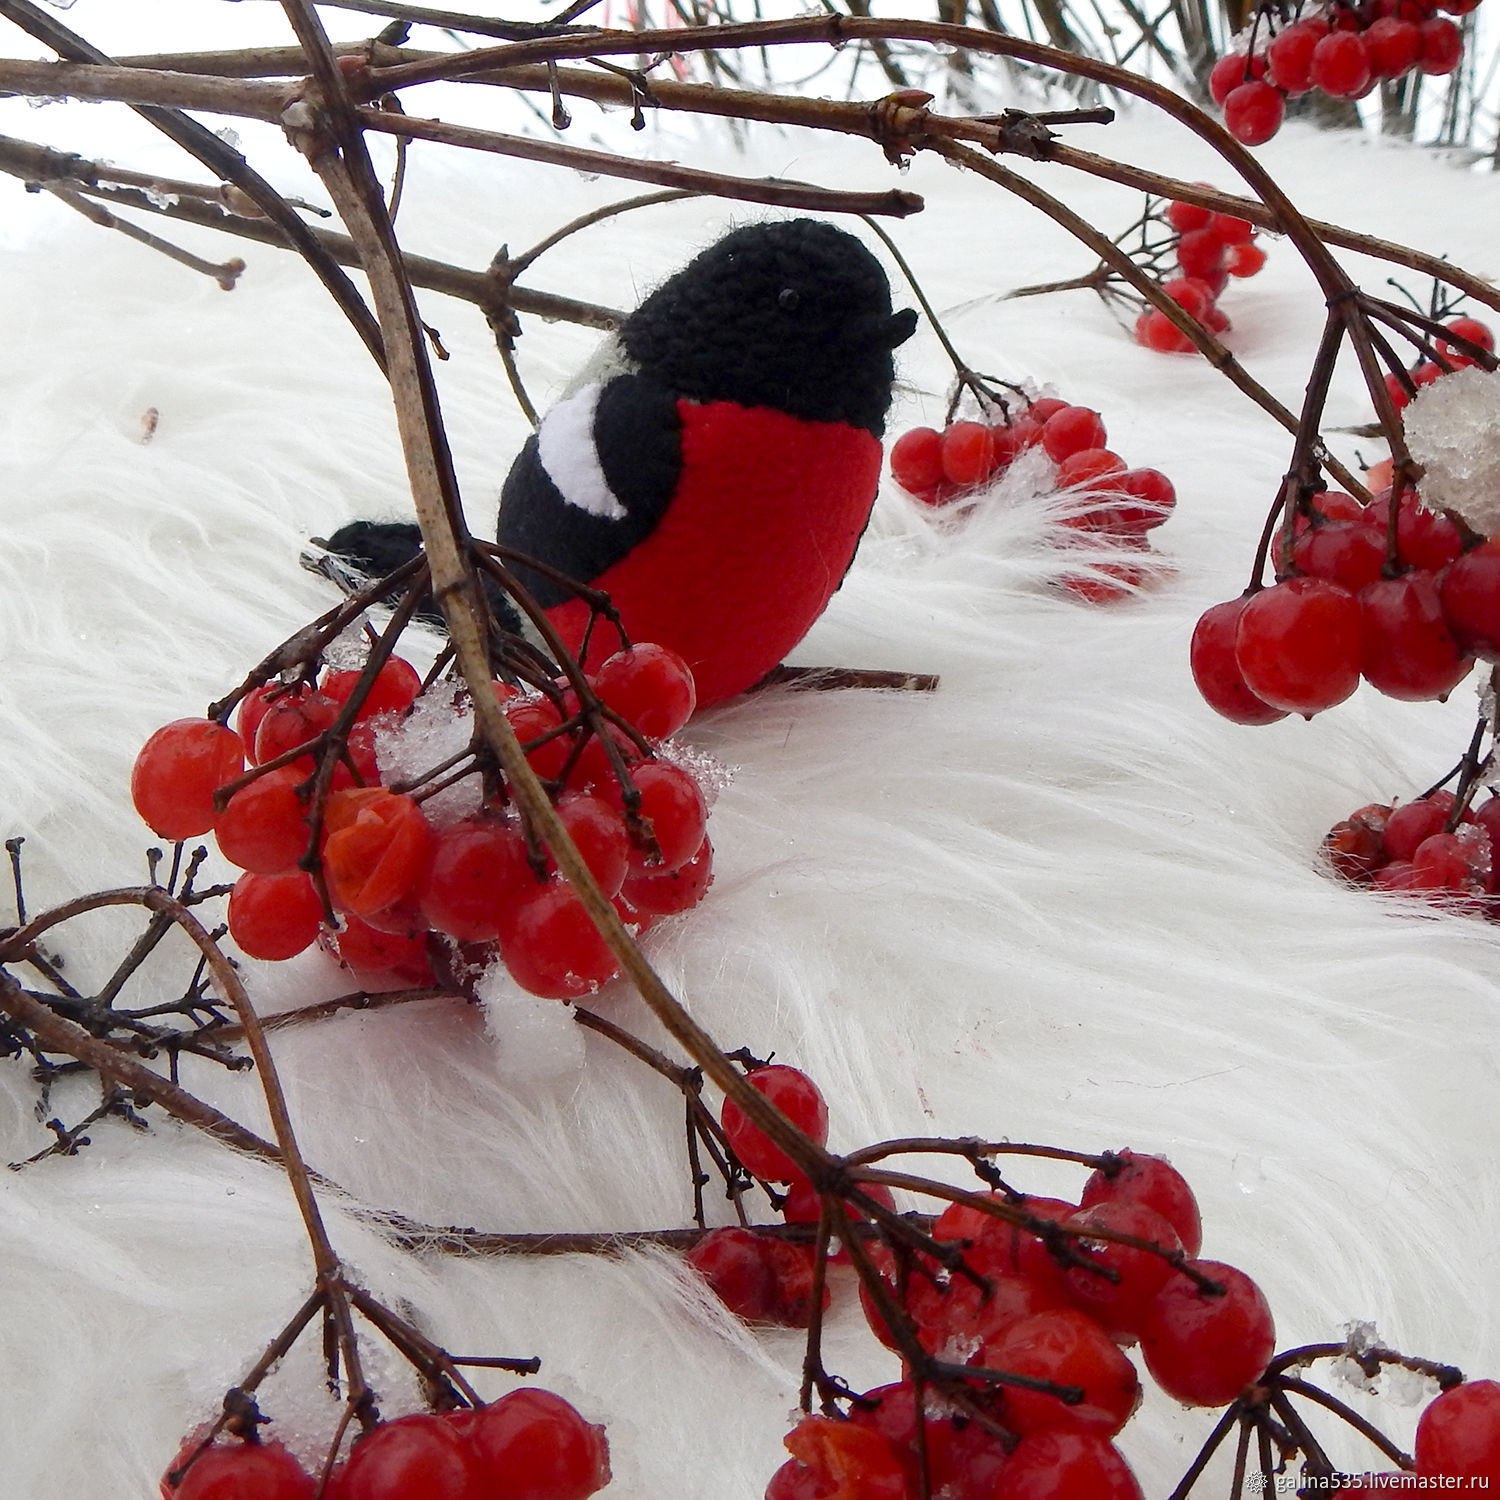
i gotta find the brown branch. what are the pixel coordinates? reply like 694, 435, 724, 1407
355, 106, 923, 218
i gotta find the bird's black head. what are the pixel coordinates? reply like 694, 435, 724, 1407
620, 218, 918, 437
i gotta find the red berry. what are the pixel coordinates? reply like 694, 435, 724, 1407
1414, 1379, 1500, 1481
333, 1413, 481, 1500
980, 1308, 1140, 1436
419, 816, 537, 942
228, 870, 323, 961
132, 720, 245, 842
553, 793, 631, 898
589, 643, 697, 739
1267, 19, 1329, 93
1061, 1200, 1183, 1336
1207, 212, 1255, 246
1057, 448, 1127, 489
890, 426, 946, 495
322, 787, 433, 920
626, 760, 708, 873
1417, 16, 1463, 73
1223, 80, 1285, 145
501, 877, 621, 999
1234, 577, 1364, 716
1189, 598, 1290, 726
1139, 1259, 1276, 1407
1176, 228, 1226, 282
1324, 803, 1394, 883
619, 835, 714, 916
235, 682, 295, 751
1359, 574, 1473, 702
1026, 397, 1070, 426
1041, 407, 1108, 463
505, 697, 576, 783
1289, 521, 1386, 593
1437, 315, 1495, 365
215, 767, 309, 874
1135, 310, 1195, 355
1410, 827, 1490, 895
1209, 51, 1265, 104
1224, 241, 1268, 278
720, 1064, 829, 1183
255, 691, 339, 770
323, 657, 423, 722
1365, 16, 1422, 77
1384, 793, 1464, 863
686, 1227, 823, 1326
1311, 31, 1373, 96
1081, 1150, 1203, 1258
940, 421, 1001, 487
468, 1389, 611, 1500
993, 1431, 1144, 1500
1165, 198, 1212, 234
1441, 540, 1500, 661
165, 1438, 316, 1500
1097, 468, 1177, 534
326, 914, 434, 985
782, 1417, 908, 1500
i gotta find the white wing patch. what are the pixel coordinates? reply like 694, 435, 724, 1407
536, 382, 628, 522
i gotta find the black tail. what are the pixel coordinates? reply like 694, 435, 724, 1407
318, 520, 522, 634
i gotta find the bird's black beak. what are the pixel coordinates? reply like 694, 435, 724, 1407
849, 307, 919, 350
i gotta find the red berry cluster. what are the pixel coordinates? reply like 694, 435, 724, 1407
1383, 313, 1496, 410
1324, 788, 1500, 904
1209, 0, 1472, 147
1191, 484, 1497, 722
889, 398, 1176, 601
162, 1389, 610, 1500
130, 643, 713, 999
756, 1150, 1278, 1499
1134, 199, 1266, 355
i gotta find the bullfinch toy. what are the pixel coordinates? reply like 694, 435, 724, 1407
327, 217, 918, 707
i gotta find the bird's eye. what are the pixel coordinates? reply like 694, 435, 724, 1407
777, 287, 801, 311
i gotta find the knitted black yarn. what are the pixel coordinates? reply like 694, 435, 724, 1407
621, 218, 916, 437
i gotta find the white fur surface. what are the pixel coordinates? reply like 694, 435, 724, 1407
2, 13, 1500, 1496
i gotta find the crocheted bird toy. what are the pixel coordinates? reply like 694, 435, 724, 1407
326, 217, 918, 707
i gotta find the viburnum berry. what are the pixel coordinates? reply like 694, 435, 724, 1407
686, 1227, 818, 1326
132, 719, 245, 841
552, 793, 631, 898
322, 787, 433, 920
1310, 31, 1373, 97
890, 426, 946, 498
1176, 227, 1226, 283
1060, 1200, 1183, 1337
501, 876, 621, 999
1417, 16, 1463, 74
1041, 406, 1108, 463
419, 816, 538, 942
1267, 19, 1328, 93
323, 656, 423, 723
1440, 540, 1500, 661
1410, 827, 1490, 896
1384, 792, 1465, 862
781, 1416, 909, 1500
1098, 469, 1176, 533
330, 1413, 481, 1500
626, 760, 708, 873
1135, 310, 1195, 355
994, 1430, 1144, 1500
1324, 803, 1394, 883
1233, 577, 1364, 716
255, 690, 339, 770
228, 870, 323, 961
1415, 1379, 1500, 1481
1057, 448, 1126, 489
1364, 16, 1422, 78
720, 1064, 829, 1183
1289, 521, 1385, 593
1209, 50, 1265, 104
619, 835, 714, 917
163, 1437, 316, 1500
506, 697, 576, 782
1223, 80, 1285, 146
1139, 1259, 1276, 1407
1436, 315, 1495, 366
1377, 490, 1464, 572
980, 1308, 1141, 1436
1165, 197, 1212, 235
325, 913, 435, 985
1359, 574, 1473, 702
589, 643, 697, 740
467, 1389, 611, 1500
1190, 597, 1290, 726
1224, 241, 1268, 278
215, 766, 309, 875
940, 420, 1001, 488
1081, 1150, 1203, 1258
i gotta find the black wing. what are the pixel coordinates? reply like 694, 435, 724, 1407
495, 373, 683, 607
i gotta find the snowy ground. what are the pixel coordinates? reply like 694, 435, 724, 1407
2, 6, 1499, 1497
